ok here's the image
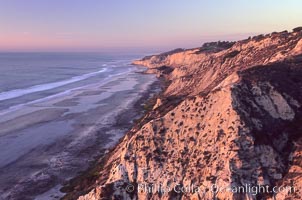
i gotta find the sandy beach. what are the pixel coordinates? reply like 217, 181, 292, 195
0, 67, 158, 200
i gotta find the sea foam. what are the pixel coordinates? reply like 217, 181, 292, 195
0, 68, 107, 102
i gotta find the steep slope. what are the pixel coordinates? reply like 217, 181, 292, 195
134, 30, 302, 97
73, 28, 302, 200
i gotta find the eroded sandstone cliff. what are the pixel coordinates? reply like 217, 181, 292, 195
71, 28, 302, 200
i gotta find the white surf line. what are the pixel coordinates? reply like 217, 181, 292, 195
0, 68, 108, 102
0, 68, 135, 116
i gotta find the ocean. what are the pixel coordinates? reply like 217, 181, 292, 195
0, 52, 157, 199
0, 52, 143, 114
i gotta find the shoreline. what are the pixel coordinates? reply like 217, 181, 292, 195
60, 70, 164, 200
0, 66, 159, 200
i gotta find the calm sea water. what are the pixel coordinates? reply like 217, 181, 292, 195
0, 52, 142, 112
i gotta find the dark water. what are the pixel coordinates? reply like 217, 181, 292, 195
0, 52, 142, 113
0, 52, 157, 199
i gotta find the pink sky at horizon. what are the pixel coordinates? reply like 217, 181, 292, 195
0, 32, 261, 52
0, 0, 301, 52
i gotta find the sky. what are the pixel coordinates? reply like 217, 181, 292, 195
0, 0, 301, 52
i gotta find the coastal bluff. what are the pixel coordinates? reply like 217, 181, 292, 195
67, 28, 302, 200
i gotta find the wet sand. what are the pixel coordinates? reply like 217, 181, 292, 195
0, 68, 158, 200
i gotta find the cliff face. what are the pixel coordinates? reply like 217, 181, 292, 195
134, 31, 302, 97
76, 29, 302, 200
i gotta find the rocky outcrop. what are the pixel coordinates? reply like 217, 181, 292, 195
74, 28, 302, 200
